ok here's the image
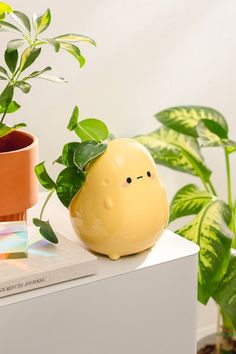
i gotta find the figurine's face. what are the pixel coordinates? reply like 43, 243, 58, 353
70, 138, 169, 260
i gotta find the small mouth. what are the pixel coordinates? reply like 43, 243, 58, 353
137, 176, 143, 179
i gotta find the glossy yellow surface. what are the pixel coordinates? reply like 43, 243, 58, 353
70, 138, 169, 260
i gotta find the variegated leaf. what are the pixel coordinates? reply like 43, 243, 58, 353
136, 127, 211, 179
155, 106, 228, 138
170, 184, 213, 222
176, 200, 233, 304
213, 250, 236, 329
197, 119, 236, 153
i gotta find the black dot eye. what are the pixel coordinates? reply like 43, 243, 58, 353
126, 177, 132, 184
147, 171, 151, 177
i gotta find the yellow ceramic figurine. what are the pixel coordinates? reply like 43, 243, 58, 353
70, 138, 169, 260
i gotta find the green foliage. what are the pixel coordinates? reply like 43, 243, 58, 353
33, 218, 58, 244
35, 106, 109, 242
137, 105, 236, 330
169, 184, 213, 222
177, 200, 233, 304
0, 6, 96, 135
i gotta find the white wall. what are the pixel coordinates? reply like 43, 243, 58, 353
2, 0, 236, 337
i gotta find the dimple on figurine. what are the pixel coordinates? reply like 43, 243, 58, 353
70, 138, 169, 260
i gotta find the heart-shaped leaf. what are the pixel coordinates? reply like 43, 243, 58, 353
213, 250, 236, 329
55, 34, 96, 46
56, 167, 85, 208
61, 142, 80, 167
155, 106, 228, 138
75, 118, 109, 142
7, 39, 25, 52
11, 10, 31, 32
0, 84, 14, 109
0, 100, 20, 113
136, 127, 211, 180
176, 200, 233, 304
15, 81, 31, 93
19, 47, 41, 72
67, 106, 79, 131
170, 184, 213, 222
0, 122, 26, 138
74, 141, 107, 170
33, 8, 51, 35
4, 48, 18, 73
197, 119, 236, 153
33, 218, 58, 244
34, 161, 57, 190
0, 20, 21, 33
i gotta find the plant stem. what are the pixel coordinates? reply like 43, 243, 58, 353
0, 106, 8, 124
208, 179, 217, 196
39, 189, 55, 220
225, 149, 233, 208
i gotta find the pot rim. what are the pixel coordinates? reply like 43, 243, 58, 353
0, 130, 38, 155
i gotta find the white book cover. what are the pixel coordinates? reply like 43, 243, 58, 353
0, 222, 97, 298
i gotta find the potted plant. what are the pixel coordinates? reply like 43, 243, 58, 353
136, 106, 236, 354
34, 106, 169, 259
0, 3, 95, 222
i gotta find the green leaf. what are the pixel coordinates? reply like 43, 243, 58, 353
60, 42, 86, 67
56, 167, 85, 208
197, 119, 236, 153
0, 122, 26, 138
67, 106, 79, 131
61, 142, 80, 167
177, 200, 233, 304
35, 74, 67, 83
170, 184, 213, 222
55, 34, 96, 46
0, 84, 14, 109
23, 66, 51, 80
0, 2, 12, 15
0, 20, 21, 32
0, 100, 20, 113
15, 81, 31, 93
19, 47, 41, 72
213, 251, 236, 329
0, 75, 6, 80
4, 48, 18, 73
136, 127, 211, 179
74, 141, 107, 170
155, 106, 228, 138
7, 39, 25, 52
34, 161, 57, 190
0, 66, 8, 76
43, 38, 60, 52
33, 218, 58, 244
75, 118, 109, 142
33, 8, 51, 35
11, 11, 31, 32
53, 156, 63, 165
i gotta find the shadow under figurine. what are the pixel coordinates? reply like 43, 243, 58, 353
70, 138, 169, 260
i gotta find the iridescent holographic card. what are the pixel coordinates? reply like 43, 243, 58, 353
0, 221, 28, 260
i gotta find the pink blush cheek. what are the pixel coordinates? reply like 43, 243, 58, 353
122, 182, 129, 188
151, 175, 155, 179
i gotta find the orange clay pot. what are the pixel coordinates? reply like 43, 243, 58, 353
0, 130, 38, 222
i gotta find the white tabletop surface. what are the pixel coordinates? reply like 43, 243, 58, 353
0, 192, 199, 308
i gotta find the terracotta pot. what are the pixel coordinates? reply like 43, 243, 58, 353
0, 130, 38, 221
70, 138, 169, 260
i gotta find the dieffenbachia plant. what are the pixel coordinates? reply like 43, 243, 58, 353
0, 3, 95, 138
136, 106, 236, 353
34, 106, 110, 244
